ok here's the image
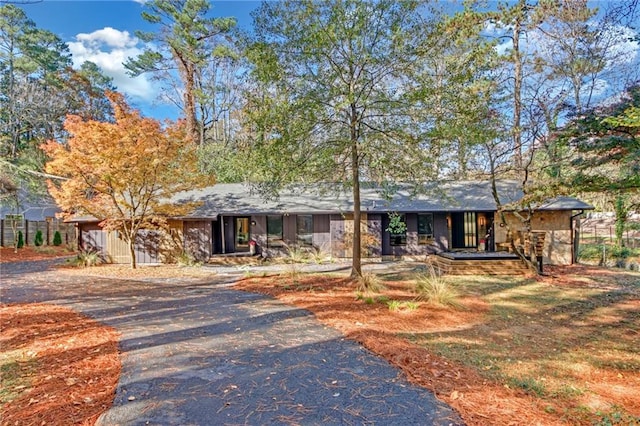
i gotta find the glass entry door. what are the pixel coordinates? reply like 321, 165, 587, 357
451, 212, 477, 249
235, 217, 250, 252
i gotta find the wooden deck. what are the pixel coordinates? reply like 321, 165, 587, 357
431, 252, 529, 275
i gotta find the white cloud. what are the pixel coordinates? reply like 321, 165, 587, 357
68, 27, 154, 102
601, 25, 639, 69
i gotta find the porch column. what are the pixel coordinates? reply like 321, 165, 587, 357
220, 216, 226, 254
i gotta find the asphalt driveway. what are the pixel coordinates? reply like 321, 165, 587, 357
1, 260, 463, 425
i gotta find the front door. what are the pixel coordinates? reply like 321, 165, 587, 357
235, 217, 251, 252
451, 212, 477, 249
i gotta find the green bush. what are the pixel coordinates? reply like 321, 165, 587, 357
53, 231, 62, 246
34, 230, 43, 247
578, 243, 639, 265
16, 231, 24, 249
577, 244, 603, 261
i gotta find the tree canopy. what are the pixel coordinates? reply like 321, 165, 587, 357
42, 92, 213, 268
245, 0, 456, 276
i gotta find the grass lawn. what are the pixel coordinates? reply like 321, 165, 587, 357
235, 263, 640, 425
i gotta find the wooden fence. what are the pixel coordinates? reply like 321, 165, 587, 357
579, 224, 639, 248
0, 218, 75, 248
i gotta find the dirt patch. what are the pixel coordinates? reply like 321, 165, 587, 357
1, 246, 74, 263
0, 303, 121, 425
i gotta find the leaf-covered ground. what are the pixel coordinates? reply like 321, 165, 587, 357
1, 256, 637, 425
234, 265, 640, 425
0, 304, 120, 425
0, 246, 74, 263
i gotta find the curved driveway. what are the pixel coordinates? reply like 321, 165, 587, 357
1, 260, 462, 425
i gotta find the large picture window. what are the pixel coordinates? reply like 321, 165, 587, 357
417, 213, 434, 244
296, 215, 313, 246
267, 215, 283, 247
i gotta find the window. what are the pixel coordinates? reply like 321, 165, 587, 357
296, 215, 313, 246
389, 214, 406, 246
417, 214, 434, 244
267, 215, 283, 247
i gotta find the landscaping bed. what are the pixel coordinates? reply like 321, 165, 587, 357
235, 264, 640, 425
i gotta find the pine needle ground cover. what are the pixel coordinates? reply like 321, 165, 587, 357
0, 304, 120, 425
235, 265, 640, 425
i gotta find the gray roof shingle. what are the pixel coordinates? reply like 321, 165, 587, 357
173, 180, 593, 218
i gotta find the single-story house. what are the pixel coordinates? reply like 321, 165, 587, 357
72, 180, 593, 266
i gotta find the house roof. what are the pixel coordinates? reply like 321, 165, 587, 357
173, 180, 593, 218
0, 189, 61, 221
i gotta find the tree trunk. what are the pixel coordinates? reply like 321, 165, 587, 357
127, 237, 137, 269
512, 12, 523, 172
350, 105, 362, 279
173, 47, 200, 145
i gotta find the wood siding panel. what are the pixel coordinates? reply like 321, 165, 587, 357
312, 214, 330, 253
283, 215, 296, 244
251, 215, 267, 255
367, 214, 382, 257
184, 221, 212, 261
433, 213, 449, 251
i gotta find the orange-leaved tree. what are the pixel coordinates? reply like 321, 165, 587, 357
42, 91, 213, 268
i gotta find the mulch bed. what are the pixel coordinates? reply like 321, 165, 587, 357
234, 275, 564, 425
0, 304, 121, 425
1, 246, 74, 263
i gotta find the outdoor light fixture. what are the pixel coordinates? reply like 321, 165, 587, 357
479, 217, 485, 226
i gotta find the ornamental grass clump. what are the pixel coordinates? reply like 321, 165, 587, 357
356, 272, 385, 294
72, 249, 103, 268
414, 265, 461, 308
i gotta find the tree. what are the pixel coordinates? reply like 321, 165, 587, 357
41, 92, 214, 269
246, 0, 451, 278
34, 229, 42, 246
0, 4, 71, 160
53, 230, 62, 246
125, 0, 237, 145
558, 84, 640, 247
0, 5, 112, 207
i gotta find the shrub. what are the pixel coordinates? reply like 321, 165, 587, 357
34, 230, 43, 247
71, 249, 103, 268
176, 251, 201, 267
16, 231, 24, 249
414, 265, 461, 308
53, 231, 62, 246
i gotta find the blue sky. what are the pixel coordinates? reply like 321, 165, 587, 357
19, 1, 640, 122
22, 0, 262, 121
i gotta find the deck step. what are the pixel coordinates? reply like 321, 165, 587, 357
432, 256, 529, 275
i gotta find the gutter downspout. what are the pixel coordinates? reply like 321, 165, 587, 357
570, 209, 585, 264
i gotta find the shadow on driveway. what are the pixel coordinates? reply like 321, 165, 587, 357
1, 260, 463, 425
